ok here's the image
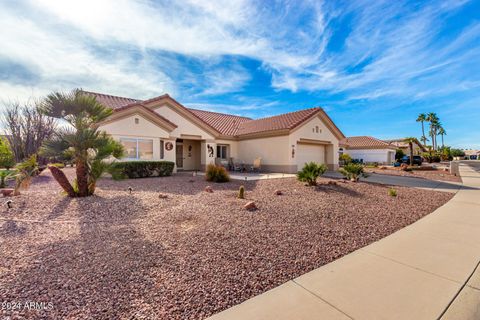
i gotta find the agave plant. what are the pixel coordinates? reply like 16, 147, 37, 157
40, 89, 124, 197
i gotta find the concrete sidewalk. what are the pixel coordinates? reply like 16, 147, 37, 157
324, 171, 463, 193
207, 161, 480, 320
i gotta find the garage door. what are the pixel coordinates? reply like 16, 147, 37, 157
297, 143, 325, 170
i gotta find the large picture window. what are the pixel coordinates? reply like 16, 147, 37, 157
216, 145, 228, 160
119, 138, 153, 160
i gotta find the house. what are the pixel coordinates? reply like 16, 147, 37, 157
384, 138, 427, 156
339, 136, 396, 164
464, 150, 480, 160
87, 91, 345, 173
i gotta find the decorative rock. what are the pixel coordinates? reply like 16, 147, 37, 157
274, 190, 283, 195
188, 179, 195, 183
244, 201, 257, 211
327, 180, 337, 185
158, 193, 168, 199
205, 186, 213, 193
1, 189, 14, 197
5, 200, 13, 208
127, 186, 133, 194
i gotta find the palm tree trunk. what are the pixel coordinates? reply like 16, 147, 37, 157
409, 142, 414, 166
421, 121, 425, 145
441, 134, 444, 148
76, 160, 89, 197
48, 165, 76, 197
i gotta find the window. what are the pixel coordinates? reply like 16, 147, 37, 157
216, 145, 228, 159
134, 118, 139, 124
160, 140, 164, 159
119, 138, 153, 160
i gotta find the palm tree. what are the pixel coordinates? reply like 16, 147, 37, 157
416, 113, 428, 146
40, 89, 124, 197
438, 127, 446, 148
426, 112, 439, 150
404, 137, 416, 166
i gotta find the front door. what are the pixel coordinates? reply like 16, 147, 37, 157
176, 143, 183, 169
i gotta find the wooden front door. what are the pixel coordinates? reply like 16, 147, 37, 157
176, 143, 183, 169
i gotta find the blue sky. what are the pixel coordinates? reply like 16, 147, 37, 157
0, 0, 479, 148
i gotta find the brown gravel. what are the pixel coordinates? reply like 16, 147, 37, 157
365, 167, 462, 182
0, 168, 453, 319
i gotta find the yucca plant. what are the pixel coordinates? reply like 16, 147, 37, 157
297, 162, 327, 186
40, 89, 124, 197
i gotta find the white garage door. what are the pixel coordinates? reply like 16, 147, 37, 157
297, 143, 325, 170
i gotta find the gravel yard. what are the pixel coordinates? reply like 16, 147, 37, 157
0, 168, 453, 319
365, 166, 462, 183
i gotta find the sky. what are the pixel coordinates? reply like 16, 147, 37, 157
0, 0, 479, 148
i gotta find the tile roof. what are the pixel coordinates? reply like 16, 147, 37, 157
82, 90, 140, 109
188, 108, 252, 136
87, 91, 334, 138
237, 108, 321, 136
340, 136, 395, 149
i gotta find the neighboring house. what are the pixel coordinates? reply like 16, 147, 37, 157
340, 136, 396, 164
88, 91, 345, 173
464, 150, 480, 160
384, 138, 427, 156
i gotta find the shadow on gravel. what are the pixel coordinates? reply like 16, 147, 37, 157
47, 197, 72, 220
315, 184, 362, 197
0, 220, 27, 237
0, 195, 176, 319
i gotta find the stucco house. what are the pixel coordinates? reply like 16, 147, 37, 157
384, 138, 427, 156
87, 91, 345, 173
340, 136, 396, 164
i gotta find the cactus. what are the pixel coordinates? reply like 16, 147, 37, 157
238, 185, 245, 199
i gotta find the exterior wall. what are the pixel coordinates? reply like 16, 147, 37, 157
237, 135, 295, 172
98, 114, 170, 138
153, 104, 215, 140
289, 115, 340, 170
346, 149, 395, 164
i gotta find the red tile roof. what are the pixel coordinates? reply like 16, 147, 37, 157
82, 90, 140, 109
340, 136, 395, 149
237, 108, 321, 136
87, 91, 339, 138
188, 108, 252, 136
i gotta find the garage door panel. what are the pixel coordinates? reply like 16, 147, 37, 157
297, 144, 325, 169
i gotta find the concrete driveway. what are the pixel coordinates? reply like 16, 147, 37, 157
324, 171, 463, 193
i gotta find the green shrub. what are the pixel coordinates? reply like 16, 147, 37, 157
110, 161, 175, 179
395, 149, 405, 161
0, 137, 15, 169
48, 162, 65, 169
297, 162, 328, 186
338, 163, 368, 181
238, 185, 245, 199
388, 187, 397, 197
0, 169, 16, 188
339, 153, 352, 165
205, 164, 230, 183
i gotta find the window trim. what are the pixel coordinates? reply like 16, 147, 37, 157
119, 137, 154, 160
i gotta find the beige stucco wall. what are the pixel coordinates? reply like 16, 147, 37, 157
153, 104, 215, 140
289, 115, 340, 170
98, 113, 170, 138
237, 135, 293, 172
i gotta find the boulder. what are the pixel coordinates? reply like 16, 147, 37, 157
158, 193, 168, 199
244, 201, 257, 211
274, 190, 283, 195
1, 189, 14, 197
205, 186, 213, 193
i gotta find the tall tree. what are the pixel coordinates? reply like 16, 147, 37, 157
404, 137, 416, 166
40, 89, 124, 197
0, 137, 15, 169
438, 127, 446, 148
2, 100, 57, 162
426, 112, 439, 150
416, 113, 428, 147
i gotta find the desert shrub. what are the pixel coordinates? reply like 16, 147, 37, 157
365, 162, 379, 168
450, 149, 465, 158
0, 169, 16, 188
0, 137, 15, 169
110, 161, 175, 179
297, 162, 327, 186
388, 187, 397, 197
205, 164, 230, 182
238, 185, 245, 199
339, 154, 352, 165
339, 163, 368, 181
48, 162, 65, 168
14, 154, 39, 193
